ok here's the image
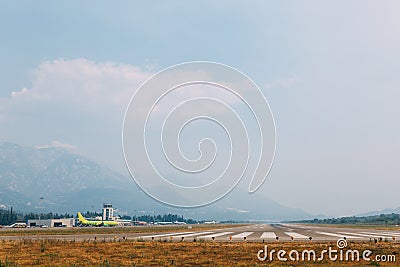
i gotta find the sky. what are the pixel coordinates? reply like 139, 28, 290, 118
0, 1, 400, 216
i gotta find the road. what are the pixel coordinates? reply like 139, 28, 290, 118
0, 224, 399, 242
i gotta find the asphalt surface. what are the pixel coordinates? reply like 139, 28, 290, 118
0, 224, 399, 242
138, 224, 400, 242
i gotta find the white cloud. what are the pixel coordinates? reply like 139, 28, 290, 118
0, 58, 156, 130
2, 59, 289, 123
16, 58, 151, 109
11, 87, 30, 97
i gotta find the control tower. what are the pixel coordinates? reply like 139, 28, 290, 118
102, 203, 114, 221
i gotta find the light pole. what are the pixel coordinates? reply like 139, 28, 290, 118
39, 197, 44, 226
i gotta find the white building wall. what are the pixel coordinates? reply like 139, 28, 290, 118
27, 218, 75, 228
102, 204, 114, 221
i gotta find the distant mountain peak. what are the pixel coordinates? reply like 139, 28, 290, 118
0, 142, 131, 212
35, 140, 76, 151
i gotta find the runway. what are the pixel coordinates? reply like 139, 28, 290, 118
0, 224, 399, 242
138, 224, 400, 242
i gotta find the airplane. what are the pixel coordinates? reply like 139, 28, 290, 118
77, 212, 118, 227
133, 220, 148, 226
156, 221, 173, 225
4, 222, 27, 228
204, 220, 217, 224
173, 221, 187, 225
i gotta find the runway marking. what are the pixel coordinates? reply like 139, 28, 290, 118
197, 232, 234, 239
173, 231, 214, 238
284, 232, 309, 239
139, 232, 193, 238
231, 232, 254, 238
339, 232, 392, 239
381, 232, 400, 236
315, 231, 362, 239
360, 232, 400, 237
260, 232, 277, 239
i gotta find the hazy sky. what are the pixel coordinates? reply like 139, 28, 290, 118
1, 1, 399, 216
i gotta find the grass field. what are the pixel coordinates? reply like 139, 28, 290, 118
0, 239, 398, 266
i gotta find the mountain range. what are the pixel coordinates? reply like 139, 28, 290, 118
0, 142, 313, 221
356, 207, 400, 217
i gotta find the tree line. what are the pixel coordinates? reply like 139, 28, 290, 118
0, 208, 201, 225
0, 208, 75, 225
0, 208, 17, 225
294, 213, 400, 225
